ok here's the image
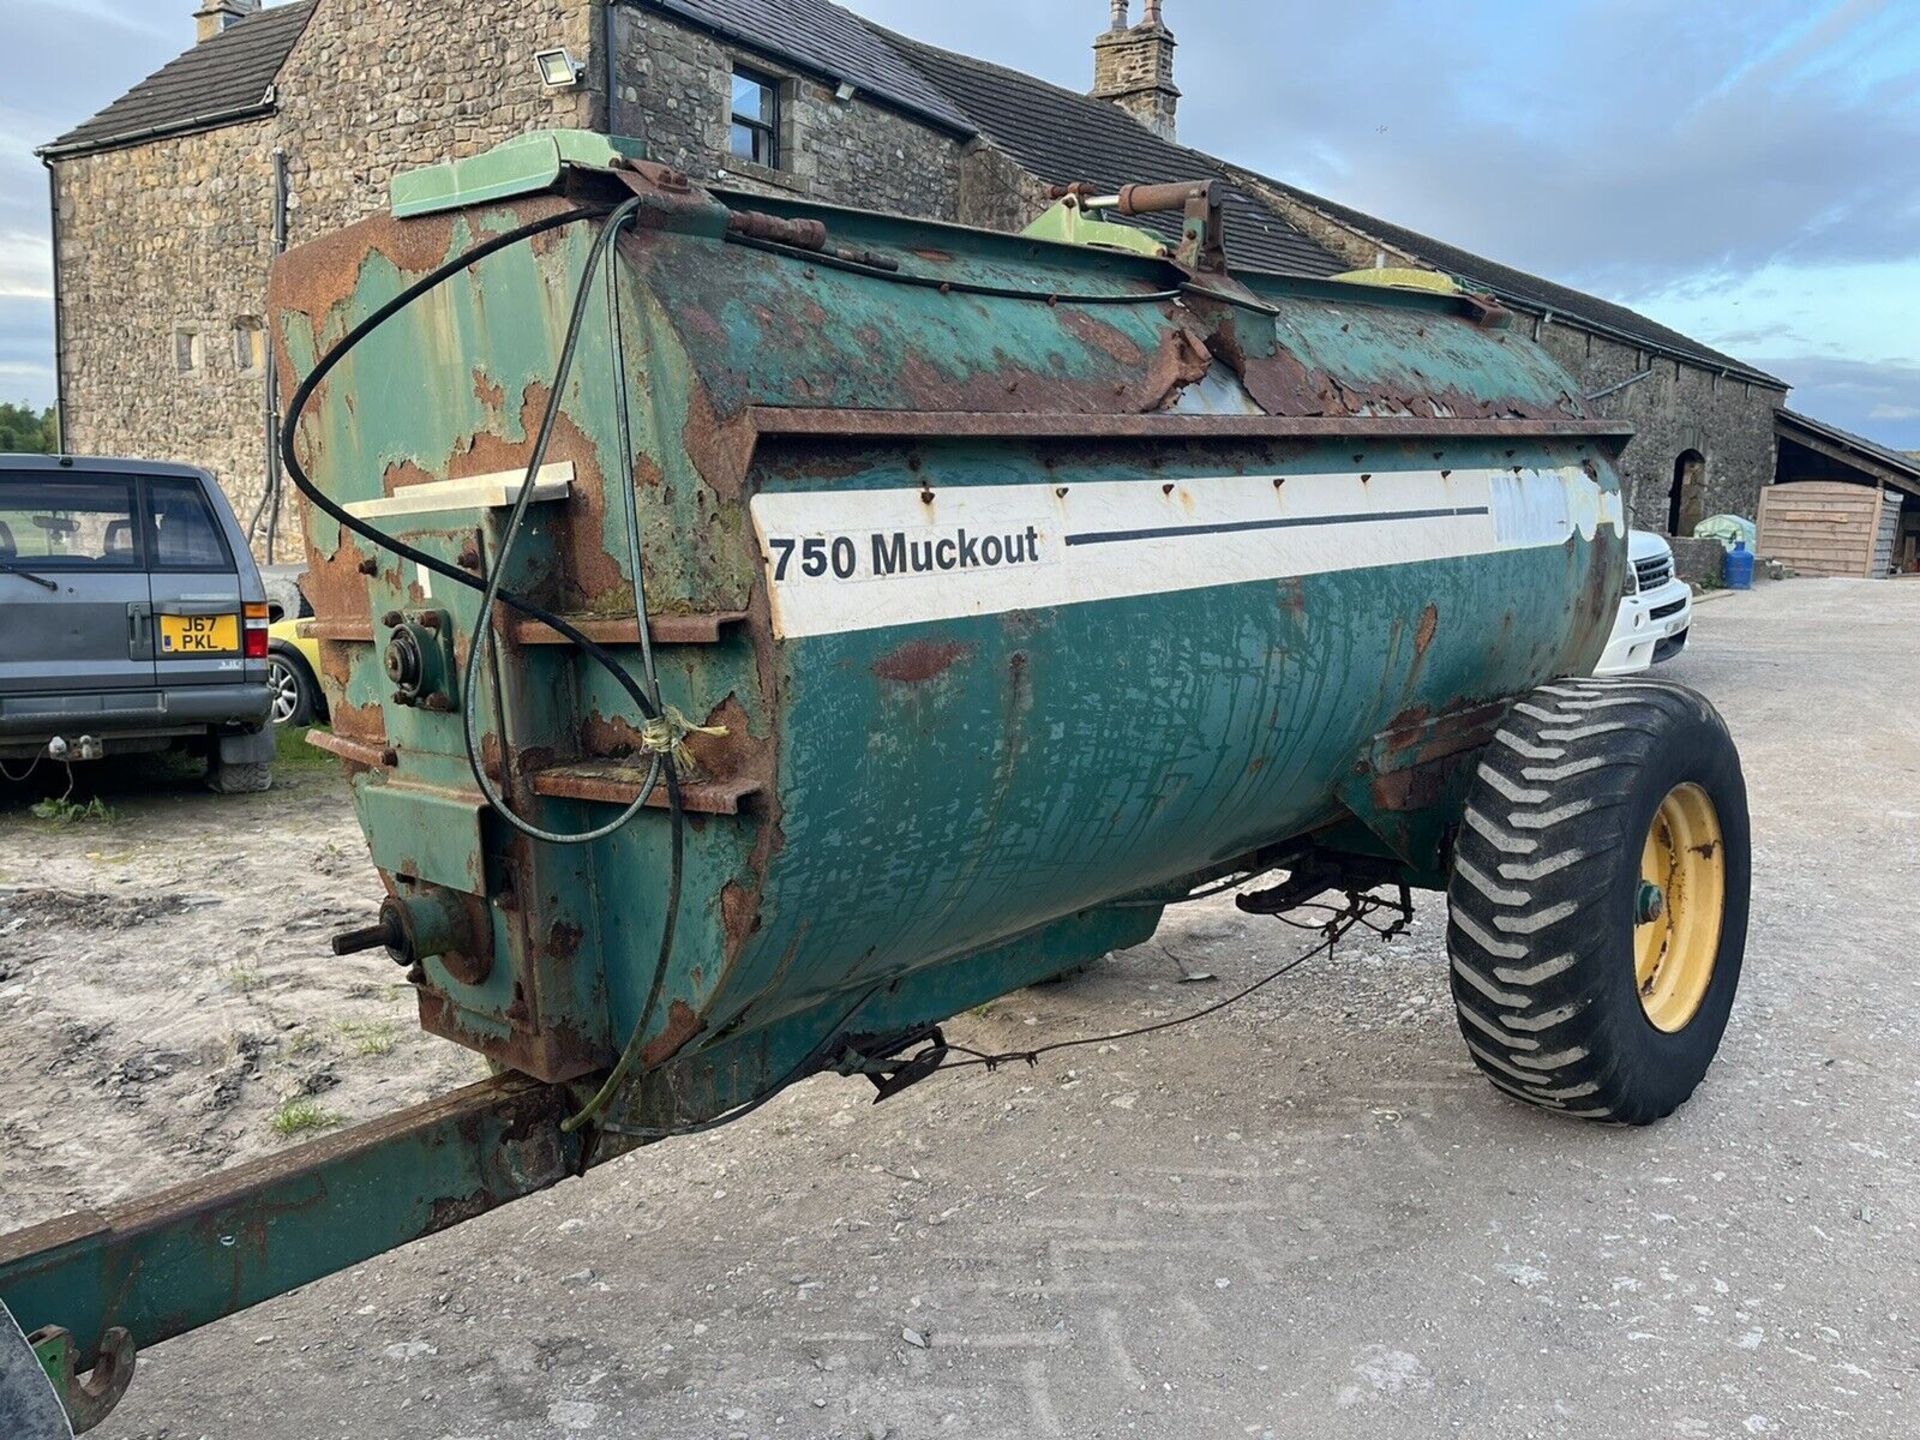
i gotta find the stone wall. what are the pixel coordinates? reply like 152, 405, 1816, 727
55, 0, 599, 560
956, 142, 1060, 233
272, 0, 597, 238
1538, 324, 1786, 537
53, 121, 283, 542
1668, 536, 1729, 588
608, 4, 964, 218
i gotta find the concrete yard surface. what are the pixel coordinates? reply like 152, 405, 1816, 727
3, 578, 1917, 1439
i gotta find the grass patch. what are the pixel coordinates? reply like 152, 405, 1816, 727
30, 796, 116, 826
276, 725, 338, 772
270, 1097, 343, 1138
284, 1028, 322, 1056
336, 1019, 398, 1057
226, 966, 265, 994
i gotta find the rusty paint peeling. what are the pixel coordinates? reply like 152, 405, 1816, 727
721, 881, 762, 952
639, 1000, 705, 1068
872, 639, 973, 684
1414, 603, 1440, 658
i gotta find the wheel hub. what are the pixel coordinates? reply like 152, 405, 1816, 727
268, 657, 300, 725
1634, 782, 1727, 1032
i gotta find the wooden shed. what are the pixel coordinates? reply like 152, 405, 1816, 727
1768, 411, 1920, 577
1757, 482, 1901, 578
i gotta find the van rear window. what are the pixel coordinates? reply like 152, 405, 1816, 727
0, 476, 140, 570
149, 477, 231, 570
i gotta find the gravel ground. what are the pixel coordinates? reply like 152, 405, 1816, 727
0, 743, 480, 1236
5, 577, 1917, 1440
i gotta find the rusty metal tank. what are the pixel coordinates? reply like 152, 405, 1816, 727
264, 132, 1630, 1132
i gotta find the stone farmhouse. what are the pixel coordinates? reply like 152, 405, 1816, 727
42, 0, 1789, 558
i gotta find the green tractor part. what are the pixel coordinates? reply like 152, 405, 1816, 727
1, 130, 1749, 1434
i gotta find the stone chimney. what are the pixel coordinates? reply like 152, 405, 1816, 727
1092, 1, 1180, 142
194, 0, 260, 43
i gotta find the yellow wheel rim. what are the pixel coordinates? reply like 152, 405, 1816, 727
1634, 782, 1726, 1032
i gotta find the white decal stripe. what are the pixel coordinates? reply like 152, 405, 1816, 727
750, 467, 1616, 640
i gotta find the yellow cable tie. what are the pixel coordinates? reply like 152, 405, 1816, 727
640, 704, 730, 777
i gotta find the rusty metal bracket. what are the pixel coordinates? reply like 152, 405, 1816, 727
1236, 851, 1405, 917
1119, 181, 1227, 274
1042, 179, 1230, 275
609, 154, 692, 194
25, 1326, 132, 1436
836, 1028, 951, 1103
1460, 290, 1516, 330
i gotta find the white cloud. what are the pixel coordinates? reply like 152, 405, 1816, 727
1635, 257, 1920, 372
1868, 403, 1920, 421
0, 233, 53, 301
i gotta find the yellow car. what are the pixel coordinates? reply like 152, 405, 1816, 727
266, 618, 329, 728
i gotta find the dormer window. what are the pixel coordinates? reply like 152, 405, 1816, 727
729, 65, 782, 169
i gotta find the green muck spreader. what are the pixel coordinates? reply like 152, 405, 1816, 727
1, 131, 1750, 1433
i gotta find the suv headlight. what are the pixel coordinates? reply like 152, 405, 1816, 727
1624, 563, 1639, 596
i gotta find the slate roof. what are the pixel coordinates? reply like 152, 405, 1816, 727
1777, 408, 1920, 490
41, 0, 1780, 392
884, 33, 1346, 280
645, 0, 973, 135
42, 2, 316, 158
878, 28, 1776, 383
1243, 175, 1787, 387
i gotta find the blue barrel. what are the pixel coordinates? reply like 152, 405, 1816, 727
1725, 539, 1755, 590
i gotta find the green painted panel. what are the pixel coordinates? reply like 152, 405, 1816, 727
391, 129, 647, 218
354, 780, 487, 896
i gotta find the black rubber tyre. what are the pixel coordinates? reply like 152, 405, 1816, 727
207, 758, 274, 795
1446, 677, 1749, 1125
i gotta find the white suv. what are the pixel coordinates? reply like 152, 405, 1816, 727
1596, 530, 1693, 676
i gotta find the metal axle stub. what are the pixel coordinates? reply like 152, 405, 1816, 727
1635, 880, 1667, 925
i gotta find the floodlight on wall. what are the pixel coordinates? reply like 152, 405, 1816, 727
535, 47, 586, 89
834, 81, 859, 103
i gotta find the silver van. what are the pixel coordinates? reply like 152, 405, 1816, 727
0, 455, 277, 792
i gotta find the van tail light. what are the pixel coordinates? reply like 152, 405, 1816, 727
244, 602, 270, 660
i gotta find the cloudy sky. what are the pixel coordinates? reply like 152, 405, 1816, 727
2, 0, 1916, 445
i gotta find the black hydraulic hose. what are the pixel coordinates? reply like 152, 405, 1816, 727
279, 200, 677, 843
277, 201, 684, 1131
279, 206, 625, 679
458, 199, 660, 846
